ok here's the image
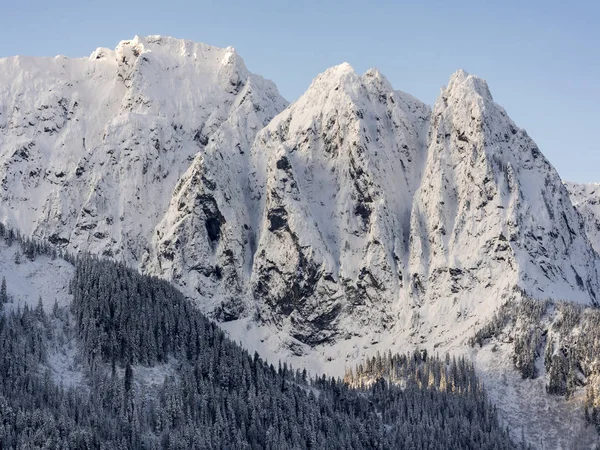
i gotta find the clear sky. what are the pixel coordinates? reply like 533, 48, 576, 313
2, 0, 598, 182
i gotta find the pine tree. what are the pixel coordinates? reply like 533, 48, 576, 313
35, 296, 45, 322
124, 360, 133, 394
0, 277, 7, 304
52, 299, 59, 319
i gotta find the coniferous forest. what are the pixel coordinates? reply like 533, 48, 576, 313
0, 226, 524, 449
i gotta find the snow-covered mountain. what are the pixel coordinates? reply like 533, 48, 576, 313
245, 66, 600, 353
0, 35, 287, 268
1, 36, 598, 356
2, 36, 600, 448
405, 70, 599, 345
247, 64, 430, 345
566, 182, 600, 254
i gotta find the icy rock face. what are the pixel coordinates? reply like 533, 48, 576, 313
565, 182, 600, 255
249, 64, 430, 344
407, 71, 598, 340
248, 68, 599, 347
0, 36, 286, 274
1, 37, 598, 349
141, 70, 287, 318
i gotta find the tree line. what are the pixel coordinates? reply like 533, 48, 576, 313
471, 292, 600, 433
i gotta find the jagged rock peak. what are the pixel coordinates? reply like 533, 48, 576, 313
276, 63, 430, 143
304, 63, 402, 101
414, 67, 600, 308
111, 35, 246, 67
90, 35, 253, 96
248, 62, 431, 344
0, 35, 287, 270
362, 68, 395, 93
443, 69, 493, 101
311, 62, 357, 83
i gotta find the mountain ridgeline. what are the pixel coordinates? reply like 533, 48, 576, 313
0, 36, 598, 354
0, 229, 523, 449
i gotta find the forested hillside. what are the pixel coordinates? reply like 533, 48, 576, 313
0, 227, 522, 449
471, 295, 600, 433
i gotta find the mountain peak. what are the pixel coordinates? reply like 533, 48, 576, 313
444, 69, 493, 101
362, 67, 394, 94
327, 61, 355, 74
309, 62, 358, 89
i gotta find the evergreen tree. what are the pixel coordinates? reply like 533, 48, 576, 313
0, 276, 6, 304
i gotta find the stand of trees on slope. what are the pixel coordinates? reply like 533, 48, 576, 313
471, 292, 600, 433
0, 225, 522, 449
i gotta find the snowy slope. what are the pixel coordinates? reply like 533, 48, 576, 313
566, 182, 600, 255
472, 342, 598, 450
0, 242, 73, 312
0, 240, 83, 387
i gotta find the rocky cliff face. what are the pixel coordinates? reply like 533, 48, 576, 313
0, 35, 287, 270
245, 67, 599, 349
248, 64, 430, 344
406, 71, 599, 344
1, 37, 598, 352
566, 182, 600, 255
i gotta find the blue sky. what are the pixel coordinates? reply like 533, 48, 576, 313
2, 0, 598, 182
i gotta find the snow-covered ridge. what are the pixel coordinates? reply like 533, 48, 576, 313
0, 37, 598, 362
247, 62, 432, 344
0, 35, 287, 268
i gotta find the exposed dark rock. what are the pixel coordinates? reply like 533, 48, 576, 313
201, 176, 216, 191
196, 194, 226, 243
14, 147, 29, 161
79, 223, 97, 231
448, 267, 463, 277
354, 202, 372, 222
161, 250, 174, 261
193, 130, 209, 146
276, 156, 291, 171
268, 207, 288, 232
214, 296, 245, 322
205, 217, 221, 242
48, 234, 69, 246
